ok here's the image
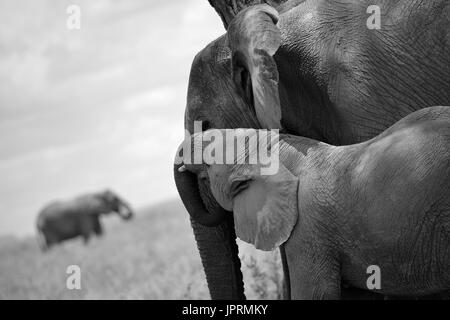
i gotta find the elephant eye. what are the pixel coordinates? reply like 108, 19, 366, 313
230, 179, 251, 198
199, 171, 208, 181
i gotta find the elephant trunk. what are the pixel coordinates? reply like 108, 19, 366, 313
174, 163, 226, 227
118, 202, 134, 220
191, 216, 246, 300
174, 162, 245, 299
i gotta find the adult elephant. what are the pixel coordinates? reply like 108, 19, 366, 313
174, 0, 450, 299
36, 189, 133, 251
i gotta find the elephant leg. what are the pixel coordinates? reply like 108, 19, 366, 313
93, 218, 103, 237
82, 234, 91, 245
190, 215, 245, 300
41, 239, 49, 252
37, 230, 49, 252
341, 284, 384, 300
279, 244, 291, 300
45, 238, 53, 250
44, 232, 58, 250
287, 244, 341, 300
80, 219, 93, 245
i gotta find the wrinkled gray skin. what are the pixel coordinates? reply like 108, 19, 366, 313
174, 0, 450, 299
186, 106, 450, 299
36, 190, 133, 251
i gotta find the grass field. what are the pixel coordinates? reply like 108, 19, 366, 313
0, 199, 282, 299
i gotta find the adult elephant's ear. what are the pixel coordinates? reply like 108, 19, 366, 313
228, 4, 283, 129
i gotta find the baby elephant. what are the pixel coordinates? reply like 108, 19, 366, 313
36, 189, 133, 251
182, 106, 450, 299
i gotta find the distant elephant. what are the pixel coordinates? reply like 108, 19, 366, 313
181, 106, 450, 299
174, 0, 450, 299
36, 190, 133, 251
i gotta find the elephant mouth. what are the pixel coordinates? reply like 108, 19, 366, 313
119, 206, 133, 220
122, 213, 133, 220
230, 179, 252, 199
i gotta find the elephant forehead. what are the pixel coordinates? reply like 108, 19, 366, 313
186, 39, 230, 109
227, 165, 259, 180
208, 165, 254, 188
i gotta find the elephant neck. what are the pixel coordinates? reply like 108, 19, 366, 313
91, 195, 113, 215
279, 135, 350, 212
293, 141, 353, 221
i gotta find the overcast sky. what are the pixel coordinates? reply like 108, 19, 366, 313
0, 0, 224, 236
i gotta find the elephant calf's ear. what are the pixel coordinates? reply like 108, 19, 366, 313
228, 4, 283, 130
232, 167, 298, 251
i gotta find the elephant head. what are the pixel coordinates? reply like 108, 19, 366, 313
181, 129, 301, 252
210, 160, 298, 252
100, 189, 134, 220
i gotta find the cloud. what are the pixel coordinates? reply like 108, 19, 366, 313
0, 0, 224, 236
121, 85, 182, 113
